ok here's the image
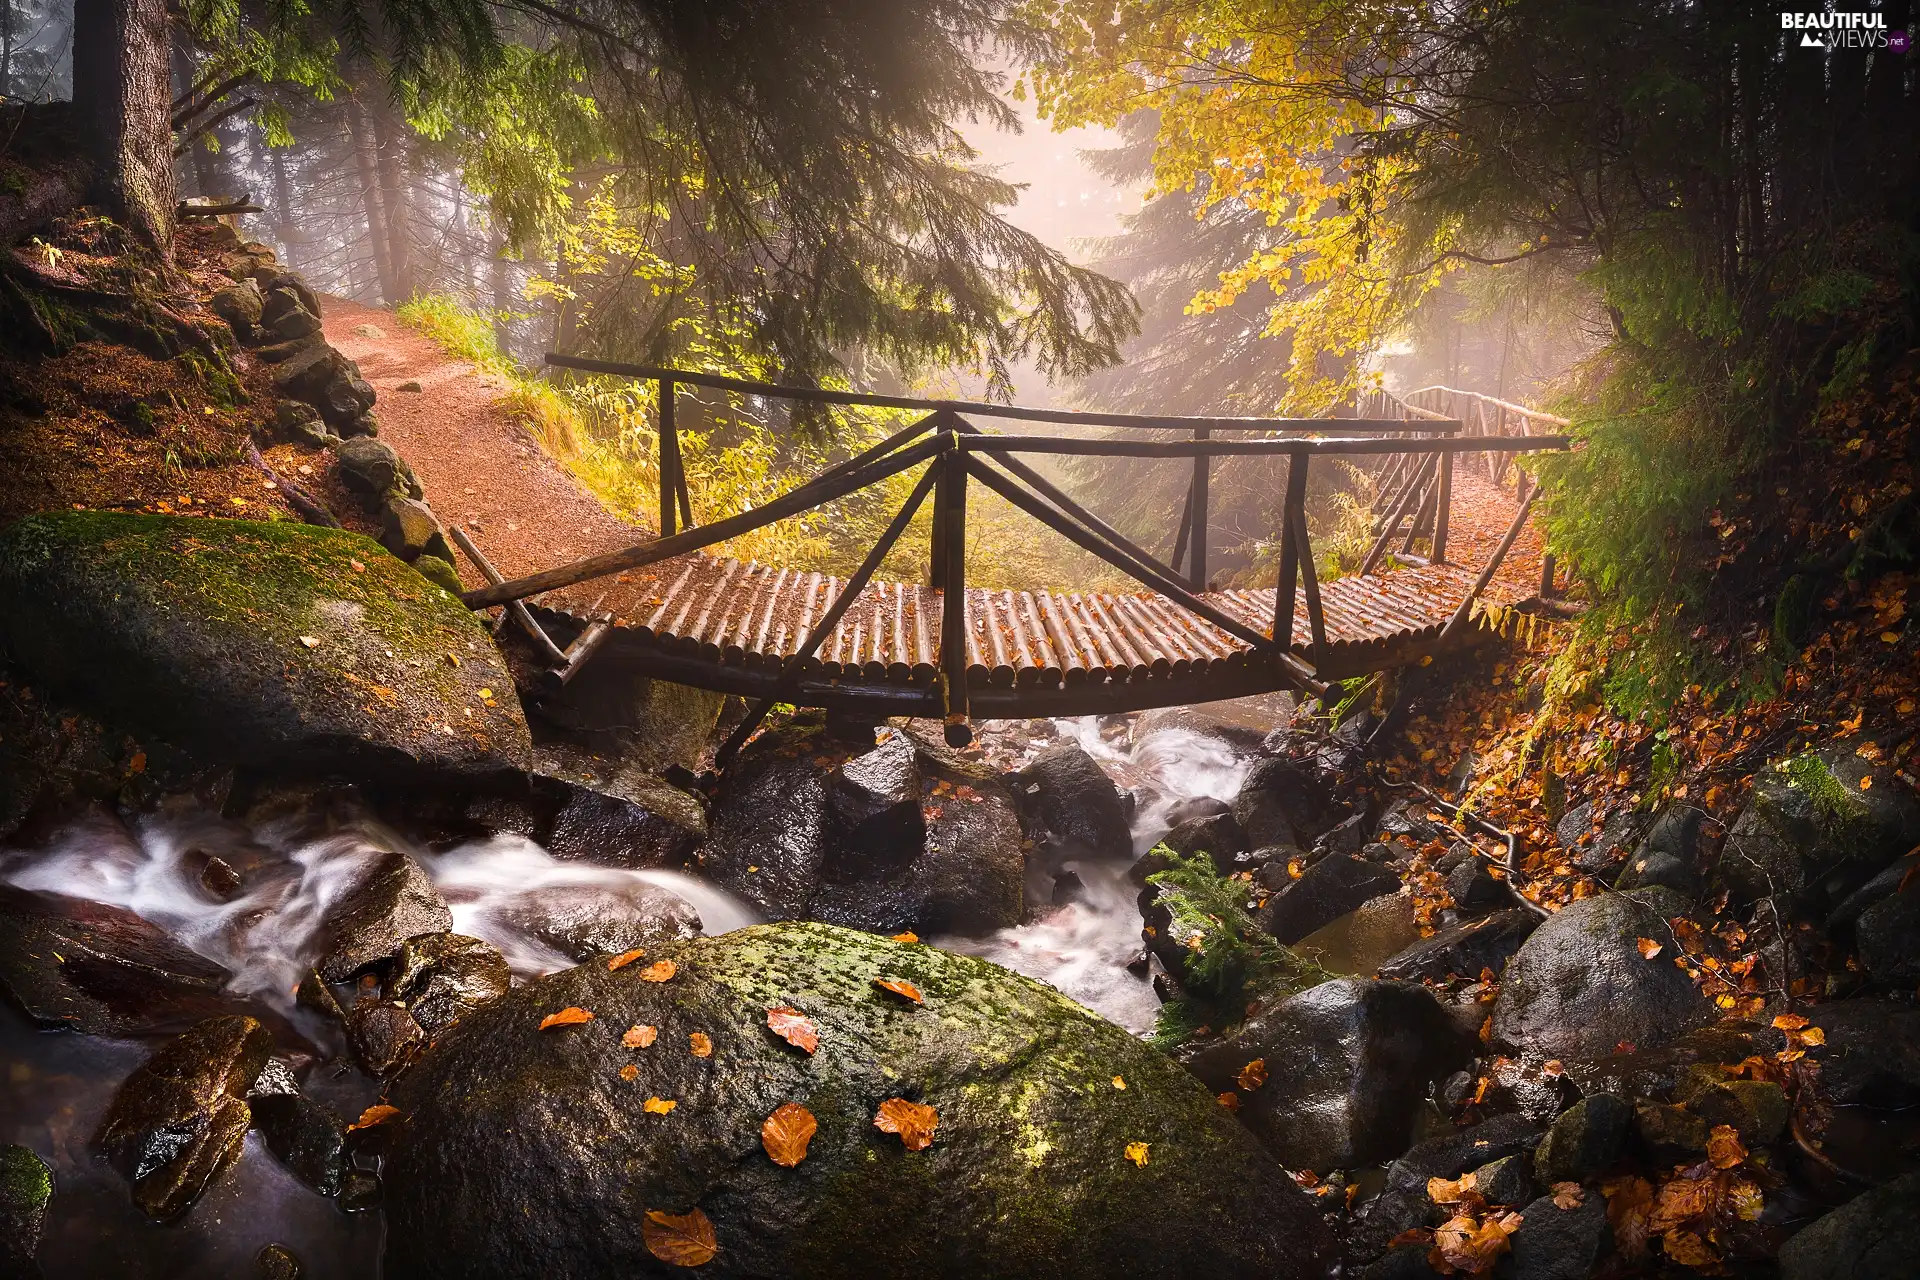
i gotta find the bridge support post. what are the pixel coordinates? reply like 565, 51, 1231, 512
658, 378, 683, 538
1272, 449, 1309, 654
1433, 451, 1452, 563
937, 442, 971, 747
1188, 427, 1210, 590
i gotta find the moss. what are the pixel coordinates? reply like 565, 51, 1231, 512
1772, 572, 1820, 650
173, 347, 246, 407
1784, 753, 1870, 830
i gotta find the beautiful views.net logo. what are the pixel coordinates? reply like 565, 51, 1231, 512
1781, 11, 1909, 51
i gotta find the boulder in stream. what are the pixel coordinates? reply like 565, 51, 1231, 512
1254, 852, 1400, 946
95, 1015, 272, 1220
496, 883, 702, 961
382, 922, 1335, 1279
386, 932, 510, 1037
1778, 1169, 1920, 1280
1010, 742, 1132, 862
0, 1144, 52, 1276
0, 512, 531, 777
1376, 907, 1538, 983
315, 853, 453, 983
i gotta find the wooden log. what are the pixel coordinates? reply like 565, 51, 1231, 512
1272, 454, 1308, 650
955, 434, 1564, 459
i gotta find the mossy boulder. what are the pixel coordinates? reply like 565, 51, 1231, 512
382, 922, 1334, 1280
0, 1144, 53, 1275
0, 511, 530, 777
1721, 745, 1920, 907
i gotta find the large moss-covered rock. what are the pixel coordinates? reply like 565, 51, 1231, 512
1720, 746, 1920, 907
383, 923, 1334, 1280
0, 1144, 52, 1276
0, 512, 530, 777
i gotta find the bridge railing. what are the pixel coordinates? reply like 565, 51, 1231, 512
461, 359, 1568, 756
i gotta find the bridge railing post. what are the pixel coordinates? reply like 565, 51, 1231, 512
658, 377, 678, 538
1434, 450, 1452, 563
936, 431, 971, 746
1272, 448, 1308, 653
1189, 427, 1210, 590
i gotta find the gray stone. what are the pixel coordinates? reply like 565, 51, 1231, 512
1348, 1114, 1541, 1262
316, 854, 453, 983
1682, 1077, 1788, 1144
0, 1144, 52, 1276
1533, 1093, 1631, 1183
1857, 888, 1920, 984
1254, 853, 1401, 945
379, 497, 453, 564
257, 269, 321, 320
827, 735, 923, 863
1234, 755, 1341, 849
1778, 1170, 1920, 1280
1162, 811, 1248, 872
1446, 855, 1510, 908
1471, 1153, 1535, 1207
250, 1091, 346, 1197
1500, 1191, 1609, 1280
381, 923, 1337, 1280
387, 933, 510, 1038
209, 279, 262, 340
334, 437, 419, 510
1011, 743, 1132, 861
346, 1000, 427, 1076
496, 882, 702, 961
1721, 746, 1920, 907
252, 332, 328, 364
1377, 909, 1539, 983
271, 399, 332, 446
1491, 888, 1715, 1060
1632, 1100, 1709, 1160
1805, 1000, 1920, 1105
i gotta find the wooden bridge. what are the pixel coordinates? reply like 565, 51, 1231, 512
453, 360, 1569, 761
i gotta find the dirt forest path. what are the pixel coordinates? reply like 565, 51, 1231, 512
321, 297, 643, 592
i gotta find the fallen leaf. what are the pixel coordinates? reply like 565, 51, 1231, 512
1429, 1173, 1478, 1204
1661, 1228, 1718, 1267
1602, 1176, 1654, 1261
350, 558, 366, 572
539, 1007, 594, 1030
1432, 1209, 1521, 1274
1216, 1091, 1240, 1111
1237, 1058, 1268, 1090
1111, 1076, 1126, 1090
642, 1207, 717, 1267
298, 635, 320, 649
1799, 1026, 1826, 1046
1124, 1141, 1150, 1167
767, 1006, 819, 1054
1551, 1182, 1584, 1210
640, 959, 678, 982
1636, 937, 1663, 960
873, 1098, 938, 1150
607, 948, 647, 971
348, 1104, 400, 1131
1389, 1227, 1435, 1248
1729, 1176, 1764, 1221
689, 1032, 713, 1058
1646, 1174, 1716, 1235
624, 1024, 658, 1048
1771, 1012, 1811, 1032
890, 931, 919, 943
620, 1064, 639, 1082
643, 1096, 677, 1115
760, 1102, 818, 1167
1706, 1124, 1747, 1170
874, 978, 923, 1004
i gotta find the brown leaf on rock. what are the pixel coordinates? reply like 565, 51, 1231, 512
640, 959, 678, 983
1551, 1182, 1584, 1210
539, 1007, 594, 1030
767, 1006, 819, 1054
1636, 937, 1664, 960
642, 1207, 717, 1267
643, 1096, 677, 1115
1237, 1058, 1268, 1090
874, 977, 924, 1004
348, 1104, 400, 1131
1430, 1209, 1522, 1275
1706, 1124, 1747, 1169
1429, 1173, 1478, 1205
689, 1032, 713, 1058
619, 1064, 639, 1082
607, 948, 646, 971
1603, 1174, 1655, 1260
761, 1102, 818, 1167
623, 1024, 658, 1048
1216, 1091, 1240, 1111
873, 1098, 938, 1151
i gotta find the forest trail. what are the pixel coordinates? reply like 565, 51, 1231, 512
322, 296, 644, 591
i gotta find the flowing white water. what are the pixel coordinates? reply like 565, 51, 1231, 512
942, 718, 1255, 1034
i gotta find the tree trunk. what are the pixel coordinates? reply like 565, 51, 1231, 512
345, 91, 396, 304
267, 135, 300, 272
370, 96, 414, 302
489, 214, 512, 358
72, 0, 175, 254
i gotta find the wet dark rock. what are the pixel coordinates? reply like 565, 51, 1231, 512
1348, 1114, 1541, 1262
497, 882, 702, 962
295, 968, 345, 1026
383, 922, 1336, 1279
0, 886, 235, 1035
1254, 853, 1400, 946
262, 291, 322, 342
0, 1144, 52, 1276
1633, 1101, 1710, 1160
1500, 1191, 1609, 1280
256, 1243, 303, 1280
1233, 756, 1340, 849
1125, 948, 1152, 977
96, 1015, 272, 1220
316, 854, 452, 983
1314, 811, 1367, 858
826, 735, 924, 869
1380, 800, 1451, 845
1614, 804, 1707, 897
271, 399, 332, 446
1827, 854, 1920, 941
1804, 1000, 1920, 1105
1187, 978, 1472, 1170
1560, 1018, 1775, 1103
347, 1000, 426, 1077
1446, 856, 1509, 909
1682, 1075, 1788, 1144
1491, 887, 1715, 1060
257, 269, 321, 320
700, 726, 1024, 935
250, 1092, 346, 1197
253, 332, 328, 365
1050, 869, 1086, 905
1161, 794, 1233, 828
1471, 1153, 1534, 1207
1720, 746, 1920, 908
209, 279, 262, 340
0, 513, 531, 778
1358, 1246, 1442, 1279
1777, 1169, 1920, 1280
1856, 888, 1920, 985
248, 1057, 301, 1099
1377, 909, 1538, 983
1533, 1093, 1630, 1184
337, 1169, 382, 1213
1162, 812, 1247, 872
387, 933, 511, 1038
1010, 743, 1131, 861
184, 848, 244, 900
379, 497, 453, 565
529, 764, 708, 870
334, 438, 420, 510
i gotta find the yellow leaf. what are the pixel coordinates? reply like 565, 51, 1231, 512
1237, 1058, 1268, 1090
643, 1096, 677, 1115
619, 1064, 639, 1082
1112, 1076, 1126, 1090
348, 1104, 401, 1131
1706, 1125, 1747, 1170
890, 931, 920, 943
1124, 1141, 1150, 1167
1428, 1172, 1477, 1204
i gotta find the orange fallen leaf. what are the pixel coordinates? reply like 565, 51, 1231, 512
1432, 1210, 1522, 1275
1771, 1012, 1810, 1032
1706, 1124, 1747, 1170
607, 948, 647, 971
1216, 1091, 1240, 1111
689, 1031, 713, 1058
1602, 1175, 1654, 1261
624, 1024, 658, 1048
619, 1064, 639, 1082
1111, 1076, 1126, 1090
640, 959, 678, 982
1429, 1172, 1478, 1204
760, 1102, 818, 1167
873, 1098, 938, 1150
539, 1007, 594, 1030
348, 1104, 400, 1132
767, 1006, 819, 1054
1551, 1182, 1584, 1210
1636, 937, 1663, 960
642, 1207, 717, 1267
1661, 1228, 1718, 1267
643, 1096, 677, 1115
874, 977, 923, 1004
1123, 1141, 1150, 1167
890, 931, 920, 943
1237, 1058, 1268, 1090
